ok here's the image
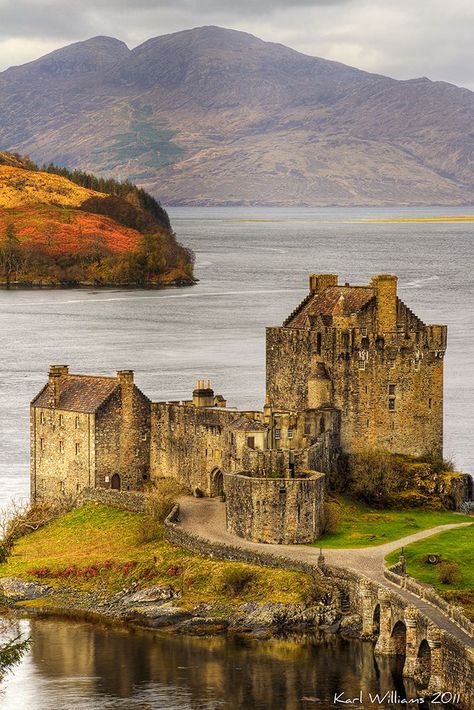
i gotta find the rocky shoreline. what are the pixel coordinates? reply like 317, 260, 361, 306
0, 577, 365, 641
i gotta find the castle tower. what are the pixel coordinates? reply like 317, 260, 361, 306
266, 273, 446, 458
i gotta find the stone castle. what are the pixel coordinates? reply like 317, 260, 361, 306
30, 273, 447, 544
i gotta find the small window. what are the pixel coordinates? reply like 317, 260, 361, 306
40, 412, 45, 425
428, 398, 432, 409
247, 436, 255, 449
316, 332, 322, 355
341, 332, 350, 348
75, 416, 80, 429
59, 440, 65, 453
361, 327, 368, 337
388, 384, 396, 395
274, 429, 281, 440
59, 414, 64, 427
388, 398, 396, 412
287, 428, 294, 439
358, 359, 366, 371
75, 443, 80, 455
40, 438, 44, 451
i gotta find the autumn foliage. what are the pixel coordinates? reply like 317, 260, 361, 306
0, 154, 194, 286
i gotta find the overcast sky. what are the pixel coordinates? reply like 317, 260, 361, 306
1, 0, 473, 90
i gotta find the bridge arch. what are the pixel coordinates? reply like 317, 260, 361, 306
414, 639, 431, 689
390, 620, 407, 656
372, 603, 381, 636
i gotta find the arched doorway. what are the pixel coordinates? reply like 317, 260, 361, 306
111, 473, 121, 491
210, 469, 224, 498
372, 604, 381, 636
390, 620, 407, 656
414, 640, 431, 688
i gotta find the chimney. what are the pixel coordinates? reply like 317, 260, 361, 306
309, 274, 338, 295
48, 365, 68, 408
372, 275, 398, 333
117, 370, 134, 388
193, 379, 215, 408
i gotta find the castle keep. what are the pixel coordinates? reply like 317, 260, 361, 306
31, 274, 447, 544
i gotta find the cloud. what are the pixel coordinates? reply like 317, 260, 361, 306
0, 0, 472, 90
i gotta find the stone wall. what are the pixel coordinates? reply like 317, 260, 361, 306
79, 487, 147, 513
150, 402, 265, 494
224, 471, 325, 544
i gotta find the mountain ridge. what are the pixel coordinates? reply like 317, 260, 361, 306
0, 26, 473, 206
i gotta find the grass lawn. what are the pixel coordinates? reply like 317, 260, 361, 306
385, 525, 474, 620
0, 503, 317, 609
314, 496, 472, 549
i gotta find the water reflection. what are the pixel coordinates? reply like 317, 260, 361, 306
0, 618, 454, 710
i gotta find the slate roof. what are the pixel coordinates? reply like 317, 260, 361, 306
31, 375, 119, 413
285, 286, 374, 328
230, 416, 268, 431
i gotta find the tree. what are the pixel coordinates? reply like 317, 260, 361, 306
0, 224, 23, 286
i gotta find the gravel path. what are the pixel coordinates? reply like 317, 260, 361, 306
177, 497, 474, 647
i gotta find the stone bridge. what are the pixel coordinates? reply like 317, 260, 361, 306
164, 497, 474, 709
360, 580, 448, 694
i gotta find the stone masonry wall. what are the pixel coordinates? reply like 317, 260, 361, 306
224, 472, 325, 544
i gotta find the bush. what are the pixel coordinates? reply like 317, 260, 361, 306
144, 478, 188, 523
322, 500, 342, 534
215, 566, 255, 596
438, 560, 460, 585
137, 517, 162, 544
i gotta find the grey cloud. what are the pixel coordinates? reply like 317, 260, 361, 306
0, 0, 472, 91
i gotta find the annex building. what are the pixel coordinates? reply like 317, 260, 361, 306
30, 273, 447, 544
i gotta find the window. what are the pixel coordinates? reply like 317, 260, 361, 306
341, 331, 350, 348
59, 414, 64, 427
75, 416, 80, 429
388, 384, 396, 411
59, 440, 64, 453
316, 332, 322, 355
361, 327, 368, 337
40, 412, 45, 425
428, 398, 432, 409
75, 443, 80, 455
247, 436, 255, 449
358, 358, 366, 371
40, 438, 44, 452
287, 428, 294, 439
274, 429, 281, 440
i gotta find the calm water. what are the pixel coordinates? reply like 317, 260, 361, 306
0, 206, 473, 708
0, 618, 457, 710
1, 206, 473, 506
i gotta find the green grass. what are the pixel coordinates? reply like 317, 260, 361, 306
385, 525, 474, 619
314, 497, 472, 548
0, 504, 318, 609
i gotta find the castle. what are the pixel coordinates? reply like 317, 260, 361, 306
30, 273, 447, 544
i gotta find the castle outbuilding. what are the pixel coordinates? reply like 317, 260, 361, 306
30, 273, 448, 544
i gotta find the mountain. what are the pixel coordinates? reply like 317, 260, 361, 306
0, 27, 473, 206
0, 153, 194, 286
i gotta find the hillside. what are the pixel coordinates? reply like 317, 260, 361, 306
0, 27, 473, 206
0, 155, 194, 287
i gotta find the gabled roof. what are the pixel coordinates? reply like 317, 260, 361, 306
285, 286, 374, 328
230, 416, 267, 431
31, 375, 120, 413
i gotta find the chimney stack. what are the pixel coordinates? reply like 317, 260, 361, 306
309, 274, 338, 295
48, 365, 68, 408
372, 275, 398, 333
192, 379, 215, 408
